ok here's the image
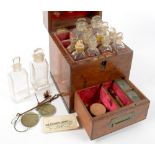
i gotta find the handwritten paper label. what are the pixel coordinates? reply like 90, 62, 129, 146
43, 113, 79, 133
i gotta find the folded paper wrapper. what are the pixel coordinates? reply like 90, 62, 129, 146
77, 79, 134, 113
43, 113, 79, 133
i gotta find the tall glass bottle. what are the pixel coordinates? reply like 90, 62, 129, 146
8, 57, 30, 102
30, 48, 49, 91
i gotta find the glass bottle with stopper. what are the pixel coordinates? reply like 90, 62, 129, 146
71, 40, 86, 60
8, 57, 31, 102
99, 34, 112, 53
30, 48, 49, 91
86, 35, 100, 57
95, 22, 109, 45
82, 26, 94, 48
68, 18, 88, 53
91, 15, 103, 33
75, 18, 88, 40
112, 32, 125, 51
109, 27, 117, 44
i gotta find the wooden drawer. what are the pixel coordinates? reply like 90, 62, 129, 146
74, 79, 150, 140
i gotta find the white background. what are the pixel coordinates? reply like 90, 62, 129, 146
0, 0, 155, 148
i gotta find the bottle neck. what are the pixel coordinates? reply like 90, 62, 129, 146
12, 63, 22, 72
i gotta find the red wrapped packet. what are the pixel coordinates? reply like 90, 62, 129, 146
100, 86, 118, 111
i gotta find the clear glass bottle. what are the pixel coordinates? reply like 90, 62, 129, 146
8, 57, 30, 102
95, 22, 109, 45
82, 26, 93, 48
109, 27, 117, 44
76, 18, 88, 40
112, 32, 125, 51
30, 48, 49, 91
71, 40, 86, 60
91, 15, 103, 33
86, 35, 100, 57
99, 34, 112, 53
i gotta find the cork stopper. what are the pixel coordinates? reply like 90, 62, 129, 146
75, 40, 85, 53
12, 57, 22, 72
33, 48, 45, 63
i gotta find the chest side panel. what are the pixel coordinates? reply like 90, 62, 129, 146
49, 36, 71, 110
71, 46, 133, 92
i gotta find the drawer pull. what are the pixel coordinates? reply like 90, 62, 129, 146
109, 112, 134, 128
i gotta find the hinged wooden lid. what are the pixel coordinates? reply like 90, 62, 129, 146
43, 11, 102, 33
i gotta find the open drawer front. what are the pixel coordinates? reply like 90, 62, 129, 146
74, 78, 150, 140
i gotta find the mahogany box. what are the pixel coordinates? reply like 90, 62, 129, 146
43, 11, 133, 113
43, 11, 149, 139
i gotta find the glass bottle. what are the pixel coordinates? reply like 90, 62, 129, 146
112, 32, 125, 51
91, 15, 103, 33
76, 18, 88, 40
8, 57, 30, 102
30, 48, 49, 91
95, 22, 109, 45
86, 35, 100, 57
99, 34, 112, 53
82, 26, 94, 48
109, 27, 117, 44
71, 40, 86, 60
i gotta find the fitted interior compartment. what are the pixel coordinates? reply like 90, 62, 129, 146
53, 14, 115, 62
55, 30, 71, 48
77, 78, 143, 117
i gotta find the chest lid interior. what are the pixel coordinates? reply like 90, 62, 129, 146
43, 11, 102, 33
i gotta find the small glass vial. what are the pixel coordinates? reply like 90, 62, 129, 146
71, 40, 86, 60
8, 57, 30, 102
86, 35, 100, 57
99, 34, 112, 53
30, 48, 49, 91
76, 18, 88, 40
112, 32, 125, 51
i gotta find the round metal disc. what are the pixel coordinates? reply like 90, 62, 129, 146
21, 112, 39, 128
37, 103, 56, 117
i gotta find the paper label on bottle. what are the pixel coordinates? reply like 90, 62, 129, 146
43, 113, 79, 133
